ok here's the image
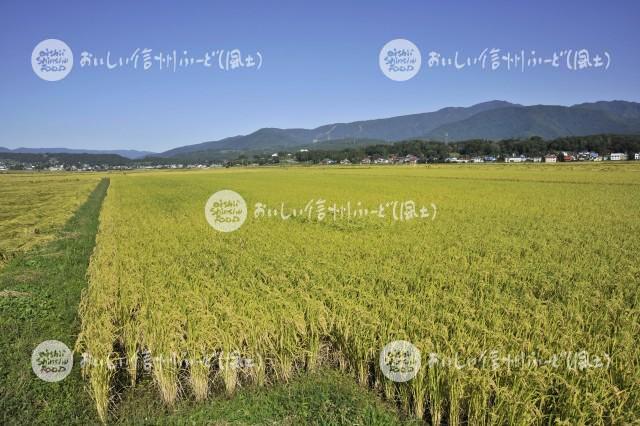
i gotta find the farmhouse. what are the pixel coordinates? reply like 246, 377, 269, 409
576, 151, 599, 161
504, 155, 526, 163
404, 155, 419, 164
610, 153, 628, 161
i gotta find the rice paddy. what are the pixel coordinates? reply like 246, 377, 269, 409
75, 164, 640, 424
0, 173, 101, 269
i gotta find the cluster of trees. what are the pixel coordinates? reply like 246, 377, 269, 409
289, 134, 640, 163
0, 153, 131, 169
0, 152, 223, 170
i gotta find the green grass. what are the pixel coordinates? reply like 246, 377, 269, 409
116, 369, 417, 425
0, 178, 109, 425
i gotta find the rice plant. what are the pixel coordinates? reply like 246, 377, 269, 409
76, 164, 640, 423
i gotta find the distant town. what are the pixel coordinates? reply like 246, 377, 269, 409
1, 134, 639, 172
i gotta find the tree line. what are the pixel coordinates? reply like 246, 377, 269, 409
288, 134, 640, 163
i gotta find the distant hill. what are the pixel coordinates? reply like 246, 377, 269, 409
0, 147, 155, 159
300, 138, 389, 151
159, 100, 516, 157
576, 100, 640, 120
4, 100, 639, 161
159, 100, 640, 159
425, 104, 640, 141
0, 152, 131, 165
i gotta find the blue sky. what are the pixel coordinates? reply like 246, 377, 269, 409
1, 0, 638, 152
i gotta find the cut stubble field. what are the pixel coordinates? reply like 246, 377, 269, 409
75, 164, 640, 424
0, 173, 101, 269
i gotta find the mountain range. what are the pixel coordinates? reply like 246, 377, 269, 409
2, 100, 639, 161
0, 147, 154, 159
158, 100, 640, 158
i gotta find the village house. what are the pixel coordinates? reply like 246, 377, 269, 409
445, 157, 469, 163
576, 151, 599, 161
504, 155, 526, 163
610, 153, 628, 161
404, 154, 419, 165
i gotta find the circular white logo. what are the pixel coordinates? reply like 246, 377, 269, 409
31, 340, 74, 382
379, 39, 421, 82
205, 190, 247, 232
379, 340, 421, 382
31, 39, 74, 81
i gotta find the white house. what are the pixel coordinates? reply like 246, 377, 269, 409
610, 153, 628, 161
544, 155, 557, 163
504, 155, 526, 163
635, 153, 640, 160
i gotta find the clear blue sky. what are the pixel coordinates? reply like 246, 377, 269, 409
1, 0, 638, 152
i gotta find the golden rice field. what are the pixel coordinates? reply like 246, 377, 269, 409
76, 164, 640, 424
0, 173, 101, 268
